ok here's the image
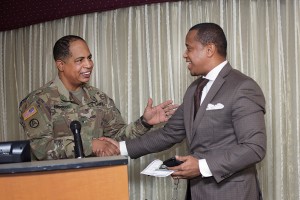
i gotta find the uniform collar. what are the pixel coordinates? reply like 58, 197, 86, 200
53, 76, 70, 101
53, 76, 96, 104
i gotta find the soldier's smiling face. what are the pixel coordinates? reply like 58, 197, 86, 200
57, 39, 94, 91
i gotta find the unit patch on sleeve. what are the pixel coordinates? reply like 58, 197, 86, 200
29, 118, 39, 128
22, 106, 38, 120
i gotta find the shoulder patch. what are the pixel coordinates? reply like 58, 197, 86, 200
22, 106, 38, 120
29, 118, 39, 128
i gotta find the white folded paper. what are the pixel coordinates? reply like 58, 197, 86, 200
141, 159, 174, 177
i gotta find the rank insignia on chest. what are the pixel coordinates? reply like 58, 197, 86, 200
22, 106, 37, 120
54, 105, 71, 109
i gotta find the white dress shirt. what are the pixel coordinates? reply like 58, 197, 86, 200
120, 60, 228, 177
197, 60, 227, 176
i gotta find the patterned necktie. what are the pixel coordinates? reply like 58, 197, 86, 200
194, 77, 209, 118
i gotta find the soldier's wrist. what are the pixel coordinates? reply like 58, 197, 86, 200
140, 116, 153, 129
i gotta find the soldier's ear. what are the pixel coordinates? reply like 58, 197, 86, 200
56, 60, 64, 72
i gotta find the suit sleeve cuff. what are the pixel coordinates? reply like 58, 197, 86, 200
199, 159, 213, 177
119, 141, 129, 156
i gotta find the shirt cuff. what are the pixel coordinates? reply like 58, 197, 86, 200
199, 159, 213, 177
119, 141, 129, 156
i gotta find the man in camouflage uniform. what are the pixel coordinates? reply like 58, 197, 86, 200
19, 35, 177, 160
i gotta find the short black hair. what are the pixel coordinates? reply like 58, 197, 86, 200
189, 23, 227, 57
53, 35, 85, 61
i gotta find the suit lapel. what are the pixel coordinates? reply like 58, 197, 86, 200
183, 80, 198, 143
191, 63, 232, 140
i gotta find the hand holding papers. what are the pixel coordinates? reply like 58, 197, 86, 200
141, 159, 174, 177
141, 157, 183, 177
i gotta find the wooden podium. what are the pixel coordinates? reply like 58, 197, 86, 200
0, 156, 129, 200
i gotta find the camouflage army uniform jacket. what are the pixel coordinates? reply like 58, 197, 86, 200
19, 76, 150, 160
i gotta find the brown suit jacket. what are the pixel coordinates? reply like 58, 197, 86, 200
126, 63, 266, 200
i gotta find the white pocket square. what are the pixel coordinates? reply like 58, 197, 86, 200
206, 103, 224, 110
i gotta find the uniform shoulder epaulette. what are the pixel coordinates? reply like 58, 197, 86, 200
19, 79, 54, 109
19, 89, 46, 113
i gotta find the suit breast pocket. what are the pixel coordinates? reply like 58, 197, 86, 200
205, 103, 232, 128
201, 106, 235, 144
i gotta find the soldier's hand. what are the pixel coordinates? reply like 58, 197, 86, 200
142, 98, 179, 125
99, 137, 120, 148
92, 139, 120, 157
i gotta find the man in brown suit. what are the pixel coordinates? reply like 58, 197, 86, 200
105, 23, 266, 200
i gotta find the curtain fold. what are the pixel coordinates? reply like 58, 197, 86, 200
0, 0, 299, 199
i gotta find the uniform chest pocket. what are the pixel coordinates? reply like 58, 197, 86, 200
79, 106, 104, 138
51, 106, 76, 137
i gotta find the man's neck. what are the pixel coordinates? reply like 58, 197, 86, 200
58, 74, 82, 91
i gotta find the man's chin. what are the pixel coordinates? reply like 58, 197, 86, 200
189, 71, 198, 76
80, 79, 90, 84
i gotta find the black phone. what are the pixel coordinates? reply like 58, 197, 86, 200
162, 157, 183, 168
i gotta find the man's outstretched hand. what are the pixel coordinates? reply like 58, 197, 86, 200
142, 98, 179, 125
